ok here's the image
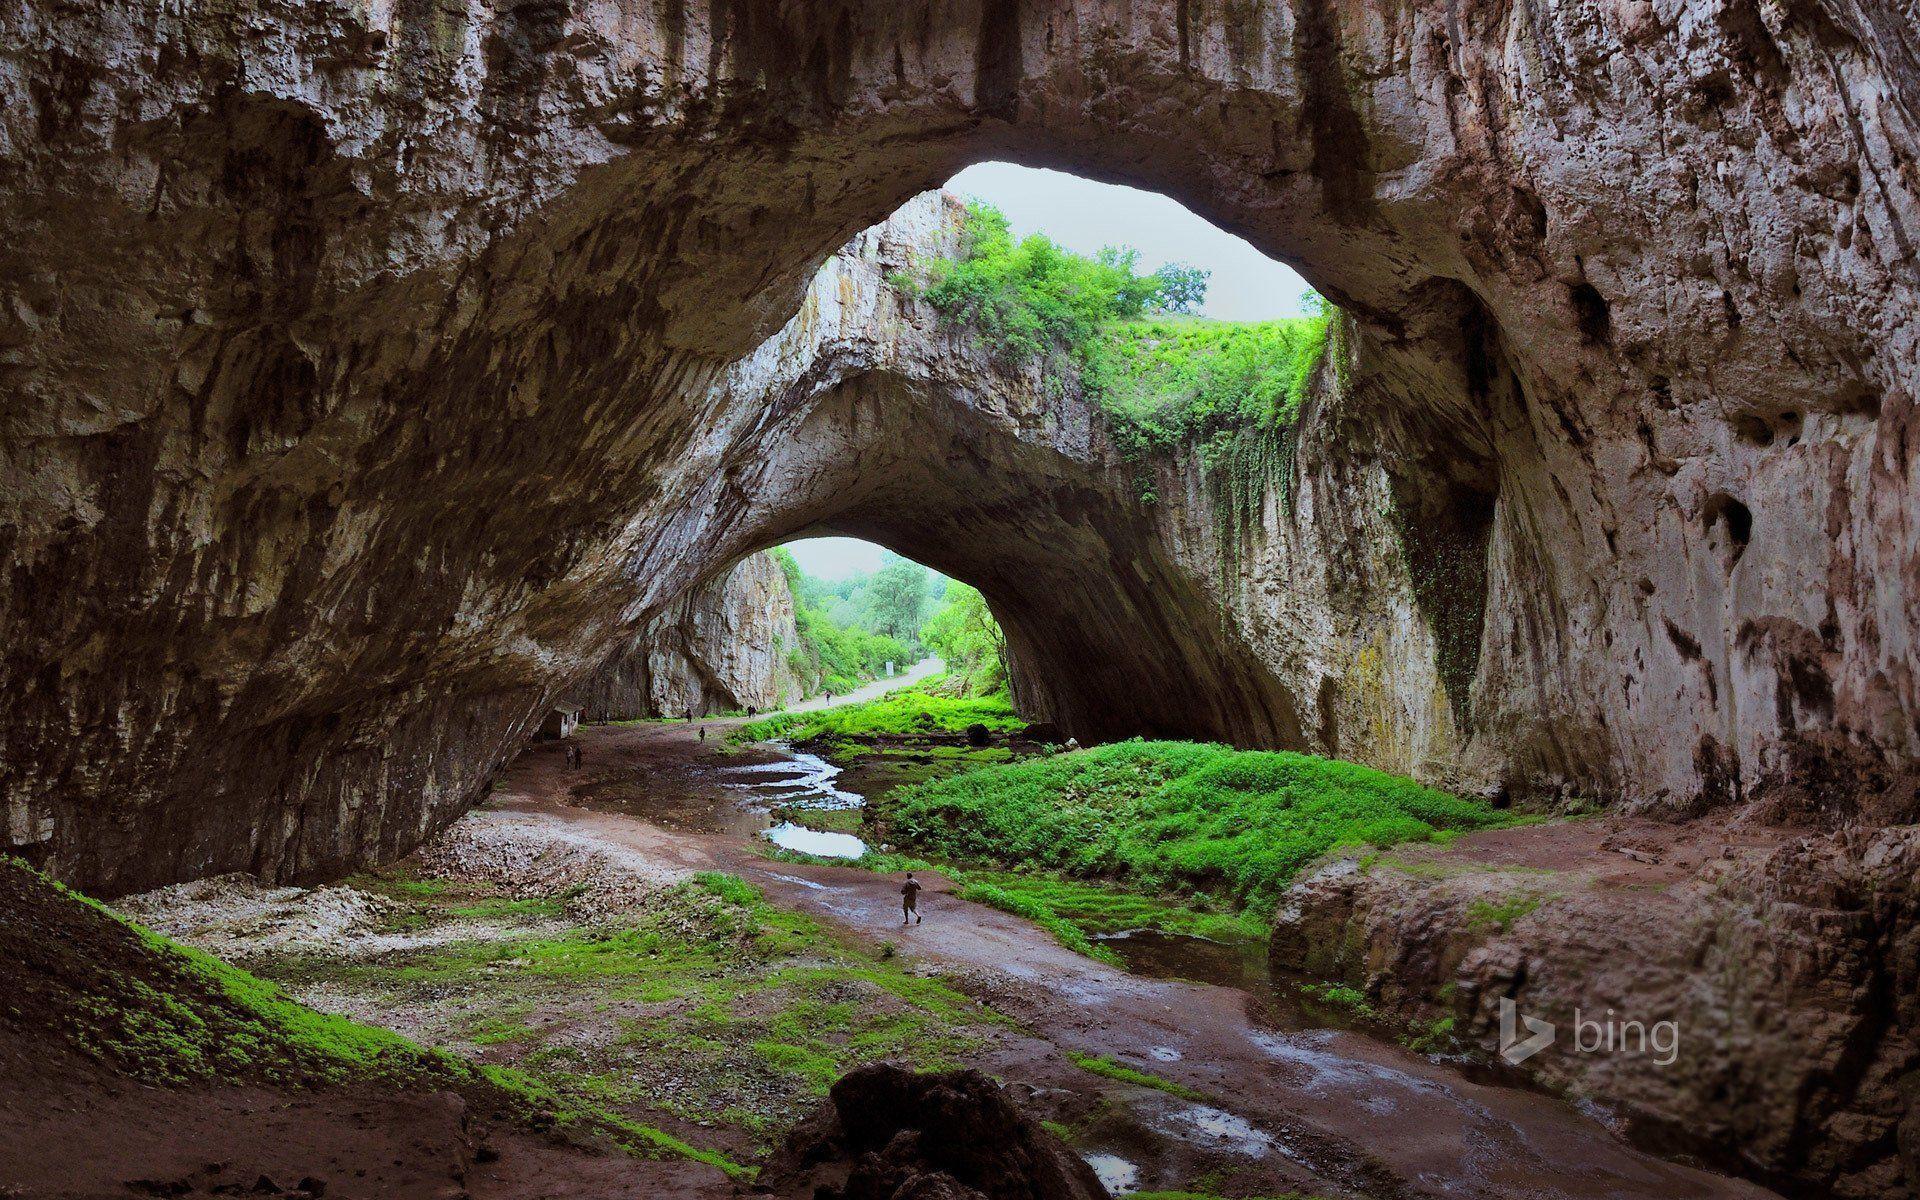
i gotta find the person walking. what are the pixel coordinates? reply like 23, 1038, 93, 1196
900, 872, 923, 925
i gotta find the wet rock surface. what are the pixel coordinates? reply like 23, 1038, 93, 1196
1271, 819, 1920, 1197
752, 1064, 1110, 1200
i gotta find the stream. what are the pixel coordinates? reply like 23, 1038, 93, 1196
556, 721, 1778, 1200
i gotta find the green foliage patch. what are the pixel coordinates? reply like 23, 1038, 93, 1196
874, 740, 1519, 913
769, 546, 915, 697
734, 680, 1023, 745
1065, 1051, 1203, 1101
253, 867, 997, 1158
920, 581, 1009, 698
898, 202, 1334, 524
0, 857, 745, 1175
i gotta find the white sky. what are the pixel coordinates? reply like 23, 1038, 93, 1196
942, 162, 1313, 321
787, 166, 1310, 579
785, 537, 891, 580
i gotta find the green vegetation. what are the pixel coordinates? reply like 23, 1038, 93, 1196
897, 202, 1333, 519
1299, 981, 1378, 1021
255, 867, 1001, 1157
920, 580, 1008, 697
0, 857, 744, 1175
956, 871, 1261, 943
771, 547, 914, 696
1465, 892, 1547, 933
1405, 1014, 1458, 1055
958, 882, 1120, 965
876, 740, 1520, 913
1066, 1051, 1203, 1101
734, 679, 1023, 745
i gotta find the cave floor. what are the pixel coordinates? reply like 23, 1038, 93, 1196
108, 721, 1787, 1200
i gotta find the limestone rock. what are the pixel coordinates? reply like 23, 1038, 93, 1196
569, 550, 805, 719
1271, 821, 1920, 1196
0, 1, 1914, 907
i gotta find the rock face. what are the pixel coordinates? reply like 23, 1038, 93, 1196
568, 550, 805, 720
0, 0, 1915, 900
752, 1063, 1110, 1200
1271, 821, 1920, 1197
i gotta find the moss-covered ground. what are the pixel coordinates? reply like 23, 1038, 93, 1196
0, 856, 743, 1175
247, 867, 1004, 1160
873, 739, 1523, 913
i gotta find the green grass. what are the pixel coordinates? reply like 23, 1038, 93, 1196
897, 201, 1332, 484
735, 682, 1024, 744
1087, 316, 1329, 457
957, 882, 1122, 966
1299, 981, 1378, 1021
1066, 1051, 1203, 1101
253, 866, 999, 1155
1, 858, 745, 1176
1465, 892, 1547, 933
875, 739, 1522, 913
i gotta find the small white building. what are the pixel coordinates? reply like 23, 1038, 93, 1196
538, 703, 582, 740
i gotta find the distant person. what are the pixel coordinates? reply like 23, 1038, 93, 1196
699, 724, 707, 742
825, 690, 834, 704
746, 705, 757, 718
900, 873, 923, 925
564, 741, 580, 769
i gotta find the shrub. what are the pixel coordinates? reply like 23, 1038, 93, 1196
901, 202, 1332, 467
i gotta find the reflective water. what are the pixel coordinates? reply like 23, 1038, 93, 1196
720, 749, 871, 858
762, 822, 867, 859
1081, 1152, 1140, 1194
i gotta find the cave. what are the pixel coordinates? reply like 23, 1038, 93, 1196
2, 2, 1918, 1198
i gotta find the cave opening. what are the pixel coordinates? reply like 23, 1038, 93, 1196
5, 6, 1917, 1196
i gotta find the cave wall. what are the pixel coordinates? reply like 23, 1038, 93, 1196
2, 0, 1916, 892
568, 550, 805, 720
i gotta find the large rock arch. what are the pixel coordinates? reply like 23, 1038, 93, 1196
1, 0, 1915, 891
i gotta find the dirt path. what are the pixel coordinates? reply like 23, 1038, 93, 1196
768, 656, 943, 715
493, 722, 1780, 1200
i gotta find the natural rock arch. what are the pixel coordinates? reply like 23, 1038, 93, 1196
2, 0, 1915, 890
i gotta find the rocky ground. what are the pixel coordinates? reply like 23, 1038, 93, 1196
1272, 817, 1920, 1198
103, 722, 1789, 1200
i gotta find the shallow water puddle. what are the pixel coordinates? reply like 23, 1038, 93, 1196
763, 823, 866, 859
1081, 1152, 1140, 1194
767, 872, 830, 890
1153, 1103, 1287, 1160
722, 750, 871, 857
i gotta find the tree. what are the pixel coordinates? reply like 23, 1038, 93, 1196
921, 581, 1007, 696
861, 557, 932, 647
1150, 264, 1211, 314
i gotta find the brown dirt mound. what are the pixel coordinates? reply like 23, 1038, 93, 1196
751, 1064, 1108, 1200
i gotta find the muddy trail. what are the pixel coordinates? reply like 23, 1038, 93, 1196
499, 719, 1778, 1200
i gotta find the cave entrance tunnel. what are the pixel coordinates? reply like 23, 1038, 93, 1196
612, 173, 1324, 750
44, 0, 1878, 899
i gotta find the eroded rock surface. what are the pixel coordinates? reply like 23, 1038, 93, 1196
1, 1, 1915, 903
569, 550, 805, 720
1271, 821, 1920, 1197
